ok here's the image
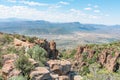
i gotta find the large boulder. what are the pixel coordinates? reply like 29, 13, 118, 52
47, 60, 71, 75
2, 60, 14, 74
50, 74, 59, 80
1, 54, 21, 80
59, 75, 70, 80
30, 67, 52, 80
2, 54, 18, 64
73, 75, 82, 80
28, 58, 39, 67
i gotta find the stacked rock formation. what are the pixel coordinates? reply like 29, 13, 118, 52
47, 60, 82, 80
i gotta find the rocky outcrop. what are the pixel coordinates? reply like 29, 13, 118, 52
49, 40, 58, 59
30, 67, 52, 80
47, 59, 81, 80
14, 38, 34, 48
2, 54, 18, 64
74, 45, 120, 72
14, 38, 59, 60
105, 52, 120, 71
35, 39, 58, 59
47, 60, 71, 75
99, 50, 108, 65
74, 75, 83, 80
75, 46, 84, 59
28, 58, 39, 67
59, 75, 70, 80
1, 54, 21, 80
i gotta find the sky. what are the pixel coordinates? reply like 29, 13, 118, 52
0, 0, 120, 25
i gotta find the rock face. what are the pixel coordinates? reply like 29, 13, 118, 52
14, 38, 34, 48
105, 52, 120, 71
99, 51, 108, 65
1, 52, 80, 80
28, 58, 39, 67
14, 38, 59, 60
59, 75, 70, 80
1, 54, 21, 80
47, 59, 82, 80
75, 46, 84, 59
35, 39, 58, 59
30, 67, 52, 80
73, 46, 120, 73
49, 40, 58, 59
47, 60, 71, 75
74, 75, 83, 80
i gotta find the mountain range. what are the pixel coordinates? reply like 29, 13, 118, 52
0, 18, 119, 34
0, 18, 120, 48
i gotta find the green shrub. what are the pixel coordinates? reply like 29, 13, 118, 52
83, 67, 120, 80
8, 76, 27, 80
27, 45, 47, 66
26, 36, 37, 43
60, 49, 76, 59
0, 75, 3, 80
83, 72, 120, 80
15, 55, 34, 79
89, 63, 100, 75
0, 51, 3, 69
1, 46, 25, 55
79, 66, 90, 76
0, 34, 13, 45
0, 57, 2, 69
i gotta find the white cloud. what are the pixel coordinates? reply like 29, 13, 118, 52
59, 1, 69, 5
94, 5, 99, 8
94, 10, 100, 13
0, 5, 45, 19
0, 5, 110, 24
89, 15, 100, 19
20, 1, 48, 6
7, 0, 16, 3
48, 5, 62, 9
84, 7, 92, 10
48, 1, 69, 9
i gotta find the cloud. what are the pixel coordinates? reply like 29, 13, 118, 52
48, 5, 62, 9
48, 1, 69, 9
20, 1, 48, 6
7, 0, 16, 3
0, 5, 107, 24
0, 5, 44, 19
59, 1, 69, 5
84, 7, 92, 10
94, 10, 100, 13
94, 5, 99, 8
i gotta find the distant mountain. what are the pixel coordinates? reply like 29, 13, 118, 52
0, 19, 120, 35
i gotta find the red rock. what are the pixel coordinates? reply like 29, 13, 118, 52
47, 60, 71, 75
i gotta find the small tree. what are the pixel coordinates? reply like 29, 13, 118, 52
27, 45, 47, 66
15, 55, 34, 79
